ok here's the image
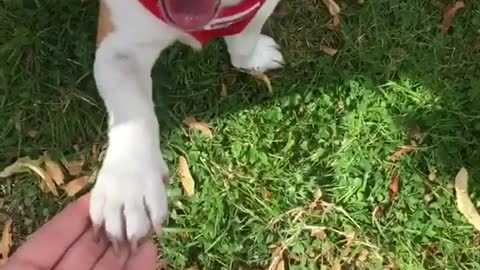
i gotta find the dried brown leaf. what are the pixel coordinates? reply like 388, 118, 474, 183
183, 117, 213, 139
91, 144, 100, 164
63, 176, 90, 197
310, 227, 327, 240
27, 130, 39, 138
44, 160, 65, 186
424, 194, 434, 203
389, 145, 417, 162
0, 219, 13, 265
39, 181, 49, 193
322, 0, 341, 31
65, 158, 85, 176
373, 205, 386, 219
356, 249, 369, 266
220, 82, 228, 97
428, 168, 437, 182
245, 70, 273, 94
322, 0, 341, 16
0, 157, 58, 195
14, 112, 22, 133
267, 244, 286, 270
178, 156, 195, 197
321, 45, 338, 56
455, 167, 480, 232
442, 1, 465, 33
0, 157, 42, 178
344, 230, 357, 247
389, 173, 400, 200
326, 15, 342, 31
26, 164, 58, 196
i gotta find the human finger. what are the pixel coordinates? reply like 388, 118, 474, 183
91, 242, 130, 270
7, 194, 92, 269
124, 240, 157, 270
53, 228, 109, 270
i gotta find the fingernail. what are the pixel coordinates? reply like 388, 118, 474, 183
112, 240, 120, 255
130, 239, 139, 254
93, 225, 102, 243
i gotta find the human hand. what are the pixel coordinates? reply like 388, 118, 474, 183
1, 194, 158, 270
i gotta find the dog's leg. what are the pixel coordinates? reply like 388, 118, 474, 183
91, 33, 172, 242
224, 0, 284, 72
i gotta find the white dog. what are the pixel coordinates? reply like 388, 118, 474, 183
91, 0, 284, 245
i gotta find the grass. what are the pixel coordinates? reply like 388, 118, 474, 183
1, 0, 480, 269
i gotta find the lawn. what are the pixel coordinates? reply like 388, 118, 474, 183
1, 0, 480, 269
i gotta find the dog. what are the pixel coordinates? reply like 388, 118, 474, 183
91, 0, 284, 244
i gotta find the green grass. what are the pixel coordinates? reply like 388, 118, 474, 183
2, 0, 480, 269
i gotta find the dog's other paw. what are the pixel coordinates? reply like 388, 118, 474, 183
231, 34, 284, 72
89, 148, 169, 243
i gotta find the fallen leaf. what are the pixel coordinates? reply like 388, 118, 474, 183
91, 144, 100, 164
424, 194, 434, 203
262, 189, 273, 202
321, 45, 338, 56
250, 71, 273, 94
14, 112, 22, 133
455, 167, 480, 232
327, 15, 341, 31
39, 181, 49, 193
442, 1, 465, 33
322, 0, 340, 16
44, 159, 65, 186
0, 157, 58, 195
331, 260, 342, 270
65, 158, 85, 176
322, 0, 341, 31
220, 66, 238, 98
220, 82, 228, 97
63, 176, 90, 197
357, 249, 369, 263
0, 219, 13, 265
373, 204, 386, 219
344, 230, 356, 247
0, 157, 42, 178
267, 244, 286, 270
24, 163, 59, 196
178, 156, 195, 197
357, 0, 365, 4
183, 117, 213, 139
389, 145, 417, 162
310, 227, 327, 240
27, 130, 38, 138
389, 173, 400, 200
244, 70, 274, 94
428, 168, 437, 182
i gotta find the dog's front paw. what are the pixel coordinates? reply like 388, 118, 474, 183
231, 34, 284, 72
89, 148, 169, 243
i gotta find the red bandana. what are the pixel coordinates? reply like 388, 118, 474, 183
138, 0, 266, 45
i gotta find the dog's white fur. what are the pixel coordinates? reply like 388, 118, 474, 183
91, 0, 283, 241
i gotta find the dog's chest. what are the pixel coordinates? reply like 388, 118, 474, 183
138, 0, 266, 45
